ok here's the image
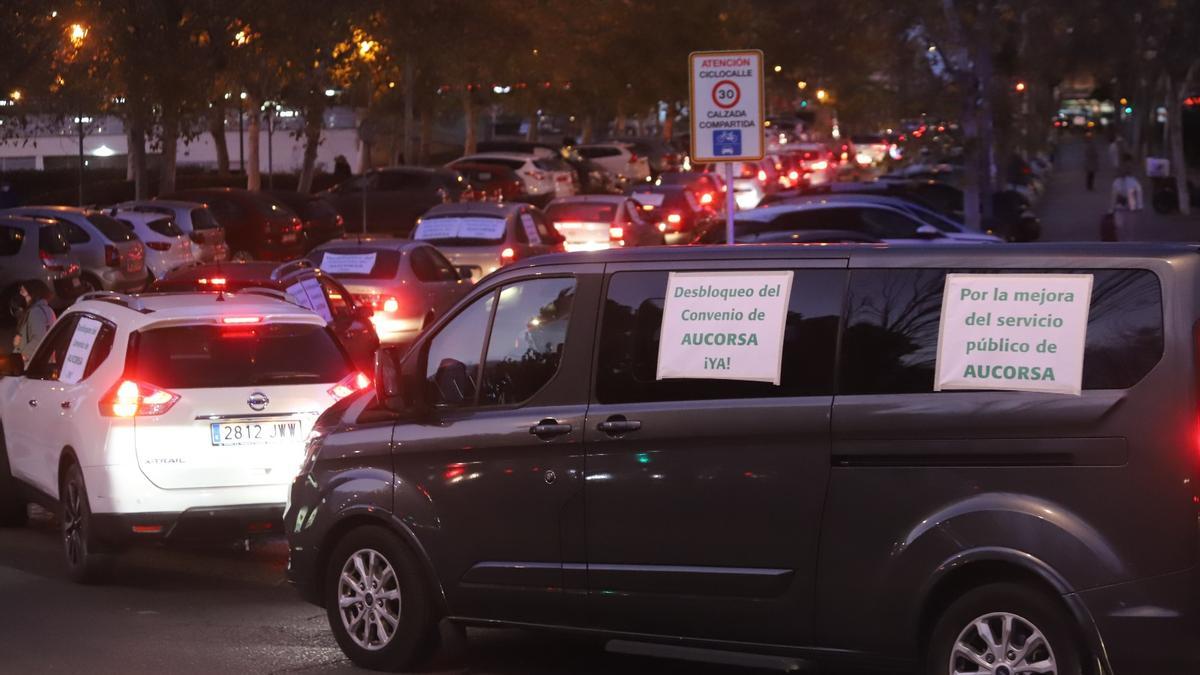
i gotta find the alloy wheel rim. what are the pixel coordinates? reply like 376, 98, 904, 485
949, 611, 1057, 675
62, 480, 85, 567
337, 548, 402, 651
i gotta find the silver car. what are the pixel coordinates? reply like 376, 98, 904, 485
110, 199, 230, 263
413, 202, 565, 282
0, 214, 83, 318
306, 238, 472, 346
1, 206, 146, 293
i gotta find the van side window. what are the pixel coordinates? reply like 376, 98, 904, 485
479, 278, 575, 405
839, 268, 1164, 394
425, 292, 495, 407
596, 269, 843, 403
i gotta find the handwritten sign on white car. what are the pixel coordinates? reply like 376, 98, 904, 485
657, 270, 792, 385
934, 273, 1093, 395
59, 317, 103, 385
689, 50, 765, 163
320, 252, 377, 275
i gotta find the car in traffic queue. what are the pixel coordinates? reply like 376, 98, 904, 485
109, 200, 230, 264
411, 201, 565, 282
575, 142, 652, 188
265, 190, 347, 251
285, 242, 1199, 675
543, 195, 665, 251
652, 171, 726, 211
149, 260, 380, 371
781, 142, 836, 187
849, 134, 890, 166
110, 210, 195, 281
450, 162, 528, 202
1, 206, 146, 294
448, 153, 575, 204
0, 214, 83, 319
320, 167, 467, 237
0, 291, 370, 582
305, 238, 472, 348
765, 193, 1005, 243
161, 188, 306, 262
629, 183, 720, 245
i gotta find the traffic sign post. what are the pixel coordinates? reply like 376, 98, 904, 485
689, 50, 764, 245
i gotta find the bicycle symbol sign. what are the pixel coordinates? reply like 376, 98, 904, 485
711, 80, 741, 109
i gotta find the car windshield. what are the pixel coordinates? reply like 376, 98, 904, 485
413, 216, 507, 245
308, 249, 402, 279
133, 323, 350, 389
544, 203, 616, 223
86, 212, 137, 242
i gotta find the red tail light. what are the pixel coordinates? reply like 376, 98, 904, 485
145, 241, 171, 251
698, 192, 714, 206
104, 244, 121, 267
99, 380, 180, 417
39, 249, 65, 272
609, 226, 625, 241
221, 316, 262, 324
666, 213, 683, 225
629, 152, 639, 164
500, 247, 516, 262
335, 214, 345, 227
328, 371, 372, 400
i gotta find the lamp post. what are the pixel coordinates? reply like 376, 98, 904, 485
68, 22, 90, 206
238, 92, 246, 172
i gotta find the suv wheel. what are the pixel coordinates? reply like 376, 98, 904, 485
325, 525, 437, 670
0, 428, 27, 527
60, 463, 111, 584
926, 582, 1083, 675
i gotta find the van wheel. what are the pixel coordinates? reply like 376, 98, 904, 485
60, 463, 112, 584
324, 526, 438, 671
926, 582, 1083, 675
0, 427, 27, 527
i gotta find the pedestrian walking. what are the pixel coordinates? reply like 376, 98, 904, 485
1083, 134, 1100, 191
1107, 136, 1122, 169
332, 155, 352, 182
11, 280, 56, 363
1110, 157, 1144, 241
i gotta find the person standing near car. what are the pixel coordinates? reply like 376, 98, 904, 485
11, 280, 55, 363
1110, 157, 1144, 241
1083, 133, 1100, 191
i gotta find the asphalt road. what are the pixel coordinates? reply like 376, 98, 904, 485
0, 508, 893, 675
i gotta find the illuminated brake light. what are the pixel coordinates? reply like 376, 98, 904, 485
101, 380, 179, 417
132, 524, 163, 534
788, 170, 799, 181
198, 277, 227, 287
699, 192, 713, 205
500, 247, 516, 261
328, 371, 372, 400
382, 297, 399, 313
221, 316, 262, 324
757, 169, 768, 182
666, 213, 682, 225
810, 160, 828, 171
609, 226, 624, 241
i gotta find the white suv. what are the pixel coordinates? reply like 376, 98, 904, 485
0, 291, 368, 582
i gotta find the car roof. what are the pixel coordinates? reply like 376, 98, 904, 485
777, 194, 929, 208
313, 237, 424, 253
71, 292, 326, 327
422, 201, 525, 218
458, 152, 536, 161
116, 199, 205, 210
504, 242, 1200, 269
547, 195, 629, 206
111, 210, 172, 225
6, 205, 92, 215
0, 213, 54, 228
734, 202, 880, 222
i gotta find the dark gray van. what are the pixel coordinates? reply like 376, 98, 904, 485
285, 244, 1198, 674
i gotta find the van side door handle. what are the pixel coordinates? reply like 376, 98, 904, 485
597, 416, 641, 436
530, 419, 572, 439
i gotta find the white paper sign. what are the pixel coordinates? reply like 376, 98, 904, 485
320, 252, 377, 275
657, 270, 793, 384
520, 214, 541, 244
59, 317, 102, 385
286, 277, 332, 323
934, 274, 1093, 395
413, 217, 506, 241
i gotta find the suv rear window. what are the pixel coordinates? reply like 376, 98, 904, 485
190, 207, 221, 230
839, 268, 1164, 393
38, 224, 70, 254
133, 323, 350, 389
86, 213, 136, 242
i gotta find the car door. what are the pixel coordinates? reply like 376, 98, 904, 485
4, 314, 81, 495
582, 259, 846, 645
391, 268, 599, 624
317, 275, 377, 372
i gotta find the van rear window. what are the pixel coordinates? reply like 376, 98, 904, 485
839, 268, 1164, 393
133, 323, 350, 389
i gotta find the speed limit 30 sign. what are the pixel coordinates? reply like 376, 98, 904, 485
689, 50, 764, 163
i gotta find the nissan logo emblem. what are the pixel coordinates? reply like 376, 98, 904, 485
247, 392, 270, 411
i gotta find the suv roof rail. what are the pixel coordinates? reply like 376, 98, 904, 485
270, 259, 314, 280
77, 290, 149, 313
235, 286, 297, 304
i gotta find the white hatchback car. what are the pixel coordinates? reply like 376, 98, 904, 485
0, 291, 368, 581
110, 210, 194, 280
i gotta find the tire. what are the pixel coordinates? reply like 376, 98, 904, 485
0, 426, 27, 527
60, 463, 112, 584
925, 582, 1084, 675
324, 525, 439, 671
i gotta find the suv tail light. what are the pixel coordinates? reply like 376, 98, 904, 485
39, 249, 65, 272
328, 371, 371, 400
100, 380, 180, 417
500, 247, 516, 262
104, 244, 121, 267
609, 225, 625, 242
382, 297, 399, 314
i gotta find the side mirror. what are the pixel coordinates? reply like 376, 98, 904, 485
374, 346, 405, 411
915, 224, 944, 239
457, 266, 474, 281
0, 354, 24, 378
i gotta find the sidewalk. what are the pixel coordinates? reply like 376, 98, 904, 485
1036, 138, 1200, 242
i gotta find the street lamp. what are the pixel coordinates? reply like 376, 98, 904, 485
815, 89, 828, 102
68, 23, 88, 46
9, 90, 21, 102
796, 81, 807, 90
